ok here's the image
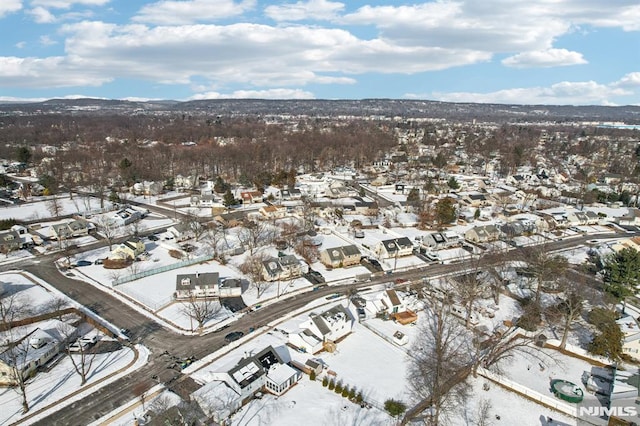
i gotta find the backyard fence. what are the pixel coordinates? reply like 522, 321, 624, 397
111, 254, 215, 286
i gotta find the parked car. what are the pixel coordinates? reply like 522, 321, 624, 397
148, 234, 159, 241
74, 260, 92, 267
224, 331, 244, 343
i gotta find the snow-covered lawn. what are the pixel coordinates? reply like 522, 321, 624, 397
0, 195, 105, 221
0, 272, 64, 310
230, 377, 394, 426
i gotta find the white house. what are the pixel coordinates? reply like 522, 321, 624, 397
111, 207, 142, 227
262, 255, 304, 282
175, 272, 219, 299
376, 237, 414, 260
192, 346, 301, 424
288, 305, 354, 354
319, 245, 362, 268
166, 223, 195, 242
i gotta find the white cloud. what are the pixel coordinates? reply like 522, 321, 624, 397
25, 21, 489, 91
189, 88, 315, 100
15, 42, 26, 49
28, 6, 56, 23
502, 49, 587, 68
133, 0, 256, 25
423, 78, 635, 106
0, 56, 112, 88
265, 0, 344, 22
341, 0, 640, 55
39, 35, 57, 45
30, 0, 110, 9
614, 72, 640, 88
0, 0, 22, 18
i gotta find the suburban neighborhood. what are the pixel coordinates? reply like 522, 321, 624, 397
0, 99, 639, 425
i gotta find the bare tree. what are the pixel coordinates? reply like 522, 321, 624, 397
2, 333, 33, 413
294, 240, 319, 264
404, 299, 475, 425
40, 296, 69, 320
201, 222, 230, 262
181, 209, 207, 242
94, 215, 119, 251
518, 244, 568, 305
402, 298, 549, 425
58, 326, 97, 386
238, 220, 273, 255
0, 292, 35, 413
181, 296, 223, 331
239, 253, 271, 298
450, 256, 489, 328
545, 278, 588, 349
279, 220, 303, 249
46, 194, 63, 217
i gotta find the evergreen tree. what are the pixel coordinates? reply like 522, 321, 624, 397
223, 189, 236, 207
603, 247, 640, 313
435, 197, 457, 226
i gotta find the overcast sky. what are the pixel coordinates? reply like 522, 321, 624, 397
0, 0, 638, 105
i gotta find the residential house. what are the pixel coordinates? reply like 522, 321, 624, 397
376, 237, 414, 260
319, 245, 362, 268
464, 224, 501, 243
166, 223, 195, 242
381, 289, 403, 314
0, 230, 22, 254
288, 305, 354, 354
259, 205, 287, 220
109, 237, 145, 261
566, 210, 590, 226
617, 208, 640, 227
0, 320, 75, 386
500, 218, 537, 238
420, 232, 448, 250
192, 345, 301, 424
175, 272, 220, 299
240, 191, 263, 205
218, 278, 246, 298
5, 225, 33, 249
462, 192, 490, 208
131, 181, 163, 196
174, 174, 197, 190
190, 193, 217, 208
262, 255, 304, 282
111, 207, 142, 227
50, 219, 90, 240
618, 315, 640, 361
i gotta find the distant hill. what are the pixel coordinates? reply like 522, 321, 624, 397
1, 98, 639, 123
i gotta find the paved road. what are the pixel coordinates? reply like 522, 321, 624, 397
13, 231, 630, 424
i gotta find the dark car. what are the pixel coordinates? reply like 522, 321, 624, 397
224, 331, 244, 343
74, 260, 92, 267
309, 270, 325, 282
148, 234, 159, 241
